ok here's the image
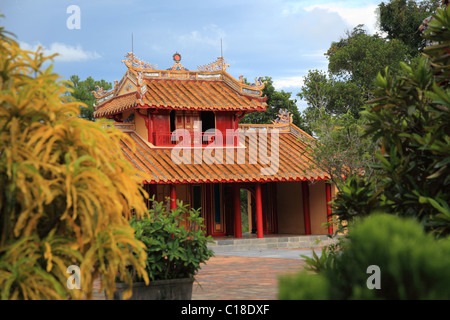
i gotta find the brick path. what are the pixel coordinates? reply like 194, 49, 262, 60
92, 250, 310, 300
192, 254, 306, 300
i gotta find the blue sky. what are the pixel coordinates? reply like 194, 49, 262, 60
1, 0, 383, 111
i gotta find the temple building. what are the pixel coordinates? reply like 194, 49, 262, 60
93, 52, 334, 239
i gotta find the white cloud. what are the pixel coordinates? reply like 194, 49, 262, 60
19, 42, 101, 62
304, 3, 379, 34
177, 24, 226, 48
302, 50, 327, 58
272, 75, 304, 90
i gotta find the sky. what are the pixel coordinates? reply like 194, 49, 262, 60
1, 0, 384, 111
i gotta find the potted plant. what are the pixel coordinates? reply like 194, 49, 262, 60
113, 198, 214, 300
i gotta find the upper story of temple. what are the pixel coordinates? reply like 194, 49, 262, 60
93, 52, 268, 147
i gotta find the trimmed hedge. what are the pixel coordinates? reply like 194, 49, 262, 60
279, 214, 450, 300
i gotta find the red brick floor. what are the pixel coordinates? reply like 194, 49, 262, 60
192, 255, 306, 300
92, 252, 308, 300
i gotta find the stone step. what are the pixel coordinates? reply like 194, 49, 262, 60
207, 235, 339, 252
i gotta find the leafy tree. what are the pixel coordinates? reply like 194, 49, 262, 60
0, 25, 149, 299
301, 112, 379, 189
326, 25, 410, 93
280, 3, 450, 302
296, 25, 410, 192
299, 25, 411, 127
333, 4, 450, 238
297, 71, 377, 195
298, 72, 379, 232
240, 76, 306, 131
377, 0, 441, 56
68, 75, 112, 121
298, 69, 364, 123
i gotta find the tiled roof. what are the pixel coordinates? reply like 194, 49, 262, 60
94, 92, 140, 117
120, 131, 328, 184
141, 79, 267, 111
94, 78, 267, 118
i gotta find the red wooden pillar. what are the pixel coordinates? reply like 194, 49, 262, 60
233, 184, 242, 238
255, 182, 263, 238
262, 184, 268, 234
302, 181, 311, 235
205, 183, 212, 236
170, 184, 177, 210
326, 183, 333, 235
148, 113, 155, 145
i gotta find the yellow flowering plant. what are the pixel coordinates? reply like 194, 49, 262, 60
0, 22, 149, 300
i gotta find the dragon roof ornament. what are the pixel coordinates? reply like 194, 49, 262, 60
122, 52, 158, 71
92, 85, 105, 99
197, 56, 230, 72
272, 109, 293, 124
92, 51, 267, 109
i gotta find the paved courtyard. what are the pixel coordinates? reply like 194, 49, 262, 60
93, 248, 320, 300
192, 249, 316, 300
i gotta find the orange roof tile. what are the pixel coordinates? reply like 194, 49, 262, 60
94, 78, 267, 118
93, 52, 268, 119
94, 91, 140, 118
142, 79, 266, 111
121, 131, 328, 184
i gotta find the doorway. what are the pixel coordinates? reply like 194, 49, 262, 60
238, 187, 256, 236
201, 111, 215, 132
239, 188, 250, 234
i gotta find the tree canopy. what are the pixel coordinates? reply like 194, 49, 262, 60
332, 4, 450, 238
299, 24, 412, 130
298, 69, 364, 121
68, 75, 112, 121
296, 17, 419, 188
326, 25, 410, 92
240, 76, 306, 131
377, 0, 441, 56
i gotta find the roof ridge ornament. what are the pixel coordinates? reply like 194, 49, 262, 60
272, 109, 293, 124
92, 85, 105, 99
122, 52, 158, 71
167, 52, 189, 71
197, 56, 230, 72
252, 77, 264, 87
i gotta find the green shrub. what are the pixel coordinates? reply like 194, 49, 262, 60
279, 214, 450, 300
279, 273, 330, 300
130, 199, 214, 281
331, 175, 378, 234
